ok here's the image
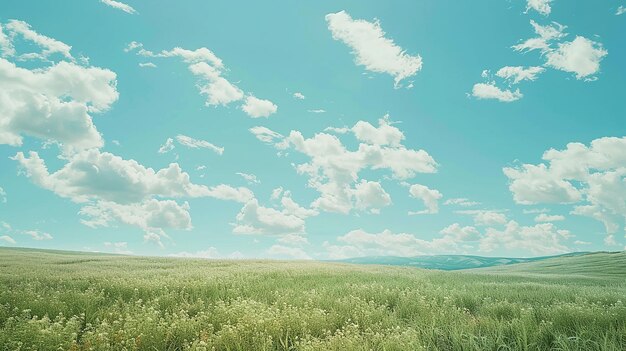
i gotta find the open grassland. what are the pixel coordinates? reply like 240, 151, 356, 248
1, 248, 625, 350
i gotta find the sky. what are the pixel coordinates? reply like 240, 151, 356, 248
0, 0, 625, 259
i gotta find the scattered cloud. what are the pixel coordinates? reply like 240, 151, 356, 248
125, 42, 276, 115
293, 92, 305, 99
545, 36, 607, 80
4, 20, 73, 60
535, 213, 565, 222
253, 117, 437, 214
0, 187, 5, 203
496, 66, 545, 84
408, 184, 442, 215
326, 10, 422, 87
617, 6, 626, 16
175, 135, 224, 154
241, 95, 278, 118
479, 221, 570, 255
525, 0, 553, 16
504, 137, 626, 237
444, 198, 480, 207
471, 82, 522, 102
139, 62, 156, 68
0, 235, 16, 245
457, 210, 508, 227
101, 0, 137, 14
22, 230, 53, 241
307, 109, 326, 113
236, 172, 260, 185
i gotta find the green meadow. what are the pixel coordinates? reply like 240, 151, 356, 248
1, 248, 625, 350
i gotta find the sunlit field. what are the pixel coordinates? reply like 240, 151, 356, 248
1, 248, 625, 350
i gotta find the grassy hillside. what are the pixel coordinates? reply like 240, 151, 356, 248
477, 251, 626, 279
1, 247, 625, 350
335, 252, 588, 270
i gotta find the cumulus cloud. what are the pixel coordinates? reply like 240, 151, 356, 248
440, 223, 480, 242
526, 0, 553, 16
324, 228, 461, 259
479, 221, 570, 255
545, 36, 607, 80
12, 149, 253, 244
101, 0, 137, 14
252, 117, 437, 214
233, 199, 307, 236
471, 82, 522, 102
504, 137, 626, 237
457, 210, 508, 226
293, 92, 305, 99
241, 95, 278, 118
408, 184, 442, 214
326, 10, 422, 87
0, 56, 118, 152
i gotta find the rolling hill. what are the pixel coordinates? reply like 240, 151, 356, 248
335, 252, 590, 270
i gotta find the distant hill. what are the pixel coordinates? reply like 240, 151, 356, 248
475, 251, 626, 280
335, 252, 589, 270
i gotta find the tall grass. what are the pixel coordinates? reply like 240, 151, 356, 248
1, 248, 625, 350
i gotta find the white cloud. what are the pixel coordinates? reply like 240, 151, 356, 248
479, 221, 570, 255
293, 92, 305, 99
326, 10, 422, 87
233, 199, 306, 236
440, 223, 480, 241
618, 6, 626, 15
512, 20, 566, 53
307, 109, 326, 113
158, 135, 223, 155
545, 36, 607, 80
236, 172, 260, 185
22, 230, 53, 241
249, 126, 284, 145
457, 210, 508, 226
0, 187, 5, 203
325, 228, 459, 259
241, 95, 278, 118
158, 138, 175, 154
354, 180, 392, 214
526, 0, 553, 16
444, 198, 480, 207
101, 0, 137, 14
496, 66, 545, 84
175, 135, 224, 155
534, 213, 565, 222
12, 149, 253, 243
126, 43, 276, 114
266, 245, 311, 260
408, 184, 442, 214
255, 118, 437, 214
4, 20, 73, 60
0, 235, 16, 244
471, 82, 522, 102
504, 136, 626, 236
139, 62, 156, 68
352, 115, 404, 146
0, 24, 15, 57
0, 57, 118, 152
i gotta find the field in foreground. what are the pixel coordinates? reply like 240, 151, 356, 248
1, 248, 625, 350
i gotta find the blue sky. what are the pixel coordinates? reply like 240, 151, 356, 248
0, 0, 625, 259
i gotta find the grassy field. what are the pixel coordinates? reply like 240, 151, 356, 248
0, 248, 625, 350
